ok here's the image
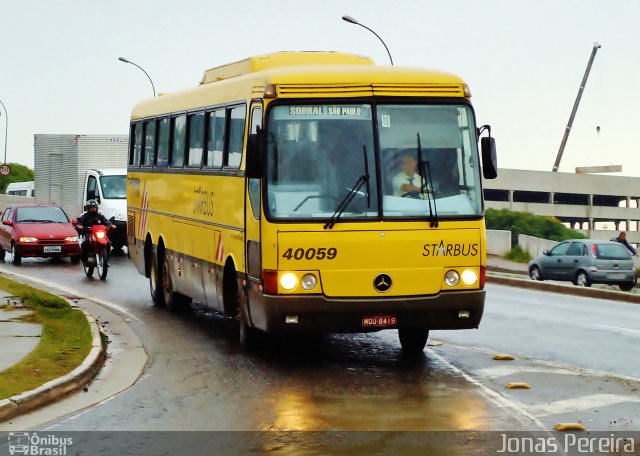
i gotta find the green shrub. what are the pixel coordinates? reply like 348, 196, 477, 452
486, 208, 586, 242
504, 245, 533, 263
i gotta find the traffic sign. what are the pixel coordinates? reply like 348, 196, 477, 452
0, 164, 11, 176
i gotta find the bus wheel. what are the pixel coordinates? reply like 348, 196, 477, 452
239, 305, 260, 350
225, 267, 259, 349
149, 253, 165, 306
161, 254, 192, 311
398, 329, 429, 354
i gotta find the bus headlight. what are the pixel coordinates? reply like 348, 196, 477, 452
444, 270, 460, 287
461, 269, 478, 286
280, 273, 298, 291
301, 274, 317, 290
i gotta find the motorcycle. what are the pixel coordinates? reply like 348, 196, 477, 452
80, 224, 111, 280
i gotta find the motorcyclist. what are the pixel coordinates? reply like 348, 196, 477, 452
76, 200, 113, 265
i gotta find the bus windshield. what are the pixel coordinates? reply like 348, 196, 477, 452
265, 103, 482, 220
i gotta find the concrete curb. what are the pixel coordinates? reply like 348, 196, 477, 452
0, 300, 105, 423
487, 273, 640, 304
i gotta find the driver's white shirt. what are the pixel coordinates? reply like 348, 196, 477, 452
392, 171, 421, 196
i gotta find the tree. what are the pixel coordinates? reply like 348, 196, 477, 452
485, 208, 586, 242
0, 163, 35, 193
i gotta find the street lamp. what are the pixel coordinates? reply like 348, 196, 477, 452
341, 15, 394, 65
118, 57, 156, 97
0, 99, 7, 164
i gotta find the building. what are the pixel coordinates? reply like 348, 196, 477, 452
484, 168, 640, 244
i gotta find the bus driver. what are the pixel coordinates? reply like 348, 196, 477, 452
392, 154, 422, 196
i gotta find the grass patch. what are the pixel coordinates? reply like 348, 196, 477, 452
504, 245, 533, 263
0, 275, 92, 400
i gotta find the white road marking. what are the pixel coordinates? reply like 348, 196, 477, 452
528, 393, 640, 417
440, 340, 640, 384
0, 265, 142, 323
42, 396, 119, 430
427, 349, 546, 430
474, 365, 579, 379
595, 324, 640, 336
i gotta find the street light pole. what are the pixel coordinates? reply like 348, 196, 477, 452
342, 15, 394, 65
118, 57, 156, 97
0, 99, 8, 164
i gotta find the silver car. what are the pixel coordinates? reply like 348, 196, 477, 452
528, 239, 637, 291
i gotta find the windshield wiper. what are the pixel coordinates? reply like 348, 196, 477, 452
416, 133, 439, 228
324, 145, 371, 230
424, 160, 439, 227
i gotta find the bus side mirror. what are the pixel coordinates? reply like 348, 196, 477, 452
245, 129, 266, 179
481, 137, 498, 179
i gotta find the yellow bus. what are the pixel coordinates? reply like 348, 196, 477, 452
126, 51, 498, 353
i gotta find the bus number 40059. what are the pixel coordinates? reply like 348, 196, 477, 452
282, 247, 337, 261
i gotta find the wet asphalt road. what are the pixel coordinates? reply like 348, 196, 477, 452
1, 255, 639, 436
0, 255, 513, 433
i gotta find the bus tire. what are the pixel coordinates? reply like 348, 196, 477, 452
398, 329, 429, 354
161, 253, 192, 311
224, 264, 259, 349
149, 252, 165, 306
239, 305, 260, 350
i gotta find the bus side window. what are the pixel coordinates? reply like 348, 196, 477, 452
156, 118, 170, 167
205, 109, 225, 168
187, 112, 204, 167
143, 119, 156, 166
170, 114, 187, 168
130, 122, 142, 166
226, 105, 246, 169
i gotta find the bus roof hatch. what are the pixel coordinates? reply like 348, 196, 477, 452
199, 51, 374, 84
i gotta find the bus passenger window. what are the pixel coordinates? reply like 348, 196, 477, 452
187, 112, 204, 167
171, 114, 186, 167
130, 123, 142, 166
206, 109, 225, 168
156, 118, 169, 167
227, 105, 246, 168
143, 120, 155, 166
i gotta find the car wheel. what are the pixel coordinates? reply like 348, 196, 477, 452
529, 265, 543, 281
575, 271, 591, 287
70, 255, 81, 264
0, 246, 5, 261
619, 282, 635, 292
11, 243, 21, 266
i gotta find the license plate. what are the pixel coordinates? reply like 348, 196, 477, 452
607, 273, 625, 280
362, 315, 397, 327
43, 246, 62, 253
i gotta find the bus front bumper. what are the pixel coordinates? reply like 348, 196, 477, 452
253, 290, 485, 334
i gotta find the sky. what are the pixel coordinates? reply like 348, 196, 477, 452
0, 0, 638, 175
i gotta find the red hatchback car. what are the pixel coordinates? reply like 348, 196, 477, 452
0, 203, 81, 265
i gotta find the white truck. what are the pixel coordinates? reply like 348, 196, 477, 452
34, 134, 129, 250
5, 181, 35, 197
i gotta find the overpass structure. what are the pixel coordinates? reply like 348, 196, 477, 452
483, 168, 640, 245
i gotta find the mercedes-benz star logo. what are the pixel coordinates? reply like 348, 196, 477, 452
373, 273, 392, 293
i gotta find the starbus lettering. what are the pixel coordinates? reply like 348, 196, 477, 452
422, 240, 479, 257
193, 186, 214, 217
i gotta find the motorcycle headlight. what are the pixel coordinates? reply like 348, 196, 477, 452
95, 231, 106, 239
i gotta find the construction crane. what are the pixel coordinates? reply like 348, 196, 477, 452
552, 42, 601, 172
